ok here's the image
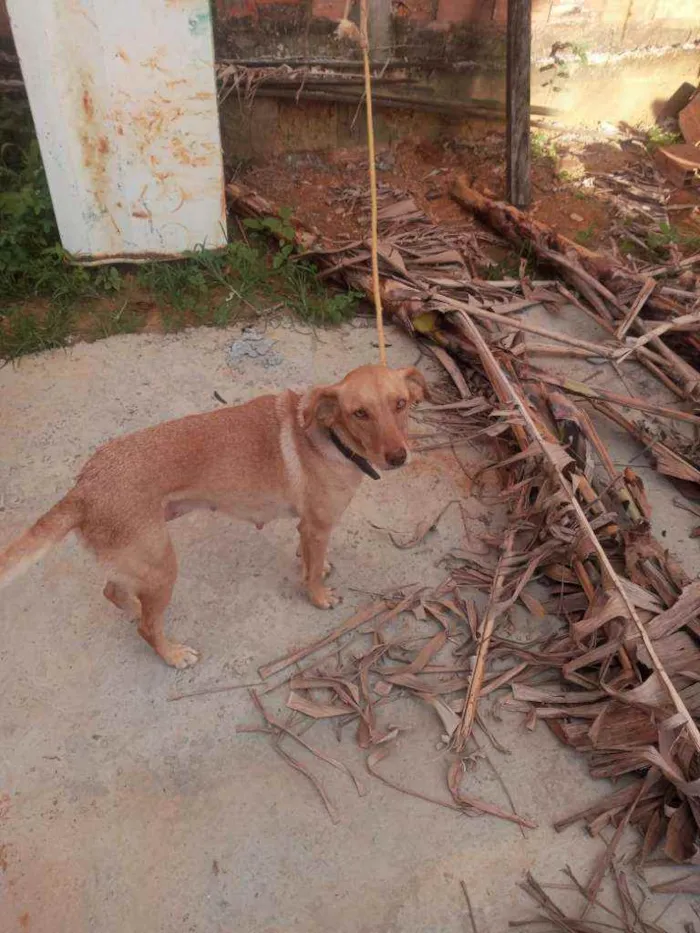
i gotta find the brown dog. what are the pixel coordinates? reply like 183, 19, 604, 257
0, 364, 426, 668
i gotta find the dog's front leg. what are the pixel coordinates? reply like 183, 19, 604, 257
298, 518, 338, 609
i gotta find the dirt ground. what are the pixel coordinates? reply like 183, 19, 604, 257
1, 314, 700, 932
242, 131, 700, 256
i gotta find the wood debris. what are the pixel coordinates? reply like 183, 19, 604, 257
227, 176, 700, 909
215, 61, 560, 121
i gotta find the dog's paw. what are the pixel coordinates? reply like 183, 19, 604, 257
164, 643, 200, 669
309, 586, 340, 610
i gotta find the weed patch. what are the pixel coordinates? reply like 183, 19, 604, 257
0, 99, 359, 362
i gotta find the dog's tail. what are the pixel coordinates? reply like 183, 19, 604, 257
0, 497, 81, 591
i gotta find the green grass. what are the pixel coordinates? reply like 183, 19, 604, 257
0, 99, 359, 362
482, 246, 536, 281
574, 223, 597, 247
645, 222, 700, 256
531, 131, 558, 162
645, 125, 683, 152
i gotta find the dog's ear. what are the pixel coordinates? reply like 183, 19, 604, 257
400, 367, 428, 404
302, 386, 340, 430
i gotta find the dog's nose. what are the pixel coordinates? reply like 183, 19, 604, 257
387, 448, 407, 467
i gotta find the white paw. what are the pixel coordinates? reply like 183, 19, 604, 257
309, 586, 340, 610
166, 643, 200, 669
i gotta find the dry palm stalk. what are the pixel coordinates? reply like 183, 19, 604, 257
258, 598, 389, 679
584, 771, 657, 912
454, 306, 700, 753
247, 689, 367, 796
591, 401, 700, 486
518, 870, 669, 933
273, 743, 340, 824
451, 529, 516, 752
450, 179, 700, 399
518, 367, 700, 428
616, 277, 657, 339
616, 309, 700, 364
245, 690, 341, 823
541, 389, 646, 524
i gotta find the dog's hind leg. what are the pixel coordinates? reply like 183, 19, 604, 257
103, 580, 140, 618
109, 530, 199, 669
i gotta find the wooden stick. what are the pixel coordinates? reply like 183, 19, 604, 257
615, 309, 700, 364
592, 401, 700, 485
518, 366, 700, 426
258, 590, 420, 679
451, 529, 516, 752
510, 343, 607, 359
615, 277, 656, 339
455, 307, 700, 755
258, 599, 388, 679
433, 294, 618, 358
461, 881, 479, 933
583, 772, 654, 913
630, 317, 700, 398
506, 0, 532, 208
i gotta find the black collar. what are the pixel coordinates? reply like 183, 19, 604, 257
328, 429, 381, 480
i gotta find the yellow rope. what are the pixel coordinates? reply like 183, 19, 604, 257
358, 1, 387, 366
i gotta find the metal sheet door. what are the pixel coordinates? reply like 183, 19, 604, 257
7, 0, 227, 260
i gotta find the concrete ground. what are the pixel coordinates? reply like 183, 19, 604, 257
0, 318, 696, 932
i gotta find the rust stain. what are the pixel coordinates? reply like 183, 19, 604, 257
128, 102, 185, 157
82, 90, 94, 120
0, 843, 8, 872
131, 209, 150, 219
191, 91, 214, 100
116, 125, 124, 136
171, 187, 187, 213
166, 79, 187, 88
78, 127, 110, 209
170, 135, 213, 167
116, 47, 130, 62
141, 55, 168, 73
18, 913, 30, 931
77, 71, 113, 216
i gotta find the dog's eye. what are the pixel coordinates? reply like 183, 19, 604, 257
353, 408, 369, 420
396, 399, 407, 411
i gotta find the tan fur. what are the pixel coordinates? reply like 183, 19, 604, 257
0, 364, 426, 668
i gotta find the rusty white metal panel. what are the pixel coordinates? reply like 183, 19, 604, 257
7, 0, 226, 260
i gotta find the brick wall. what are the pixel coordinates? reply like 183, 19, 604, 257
2, 0, 697, 57
2, 0, 697, 65
0, 1, 10, 40
214, 0, 699, 54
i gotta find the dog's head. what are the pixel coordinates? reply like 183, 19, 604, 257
302, 364, 428, 471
